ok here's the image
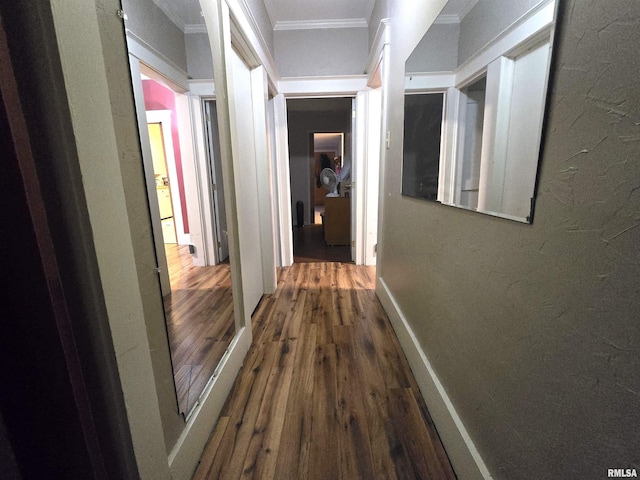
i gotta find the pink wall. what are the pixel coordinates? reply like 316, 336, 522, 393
142, 79, 189, 233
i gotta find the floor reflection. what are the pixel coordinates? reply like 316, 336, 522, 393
164, 244, 235, 415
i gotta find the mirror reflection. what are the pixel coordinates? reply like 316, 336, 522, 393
123, 0, 236, 417
402, 93, 444, 201
142, 80, 235, 417
403, 0, 558, 222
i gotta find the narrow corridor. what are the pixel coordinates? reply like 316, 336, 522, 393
194, 263, 456, 479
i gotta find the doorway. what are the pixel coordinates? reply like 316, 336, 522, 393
147, 118, 179, 244
287, 98, 353, 263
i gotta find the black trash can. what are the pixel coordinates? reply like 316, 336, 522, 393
296, 201, 304, 227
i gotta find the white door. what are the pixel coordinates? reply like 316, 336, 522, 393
271, 94, 294, 267
229, 48, 264, 316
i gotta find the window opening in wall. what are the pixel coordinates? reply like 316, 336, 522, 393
401, 92, 445, 201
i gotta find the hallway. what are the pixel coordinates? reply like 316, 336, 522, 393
193, 262, 456, 479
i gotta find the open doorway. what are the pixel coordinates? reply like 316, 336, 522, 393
147, 116, 179, 245
287, 98, 352, 263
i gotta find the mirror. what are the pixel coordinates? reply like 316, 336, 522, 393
141, 80, 236, 418
403, 0, 558, 223
123, 0, 237, 418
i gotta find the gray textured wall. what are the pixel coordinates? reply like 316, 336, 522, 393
380, 0, 640, 478
369, 0, 389, 48
405, 23, 459, 73
186, 33, 214, 79
274, 27, 369, 77
122, 0, 188, 72
458, 0, 542, 65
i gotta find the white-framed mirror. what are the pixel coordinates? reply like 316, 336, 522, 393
403, 0, 559, 223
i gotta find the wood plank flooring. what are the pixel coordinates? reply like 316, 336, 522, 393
193, 262, 457, 479
164, 244, 235, 415
293, 224, 352, 263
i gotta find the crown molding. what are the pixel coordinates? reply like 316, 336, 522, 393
366, 0, 377, 22
184, 23, 208, 34
150, 0, 186, 31
263, 0, 277, 28
274, 18, 368, 31
460, 0, 481, 20
435, 14, 460, 25
434, 0, 481, 25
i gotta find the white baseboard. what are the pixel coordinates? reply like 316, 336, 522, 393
177, 233, 191, 246
376, 278, 493, 480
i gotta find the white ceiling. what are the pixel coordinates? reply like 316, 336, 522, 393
151, 0, 479, 33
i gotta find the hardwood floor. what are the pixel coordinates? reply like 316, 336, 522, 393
164, 244, 235, 415
193, 262, 457, 479
293, 224, 352, 263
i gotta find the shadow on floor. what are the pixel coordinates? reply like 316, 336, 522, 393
293, 224, 352, 263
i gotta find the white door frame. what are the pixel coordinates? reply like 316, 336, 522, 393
188, 94, 219, 265
367, 19, 390, 275
271, 94, 294, 266
363, 87, 382, 266
276, 78, 375, 266
251, 66, 278, 293
352, 93, 365, 263
128, 55, 172, 296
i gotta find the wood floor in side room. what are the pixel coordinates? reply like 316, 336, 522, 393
193, 262, 457, 480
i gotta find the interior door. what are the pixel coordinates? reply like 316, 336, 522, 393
229, 48, 264, 316
204, 100, 229, 262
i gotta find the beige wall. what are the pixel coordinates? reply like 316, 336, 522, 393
378, 0, 640, 478
186, 32, 215, 79
47, 0, 174, 477
275, 27, 369, 77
